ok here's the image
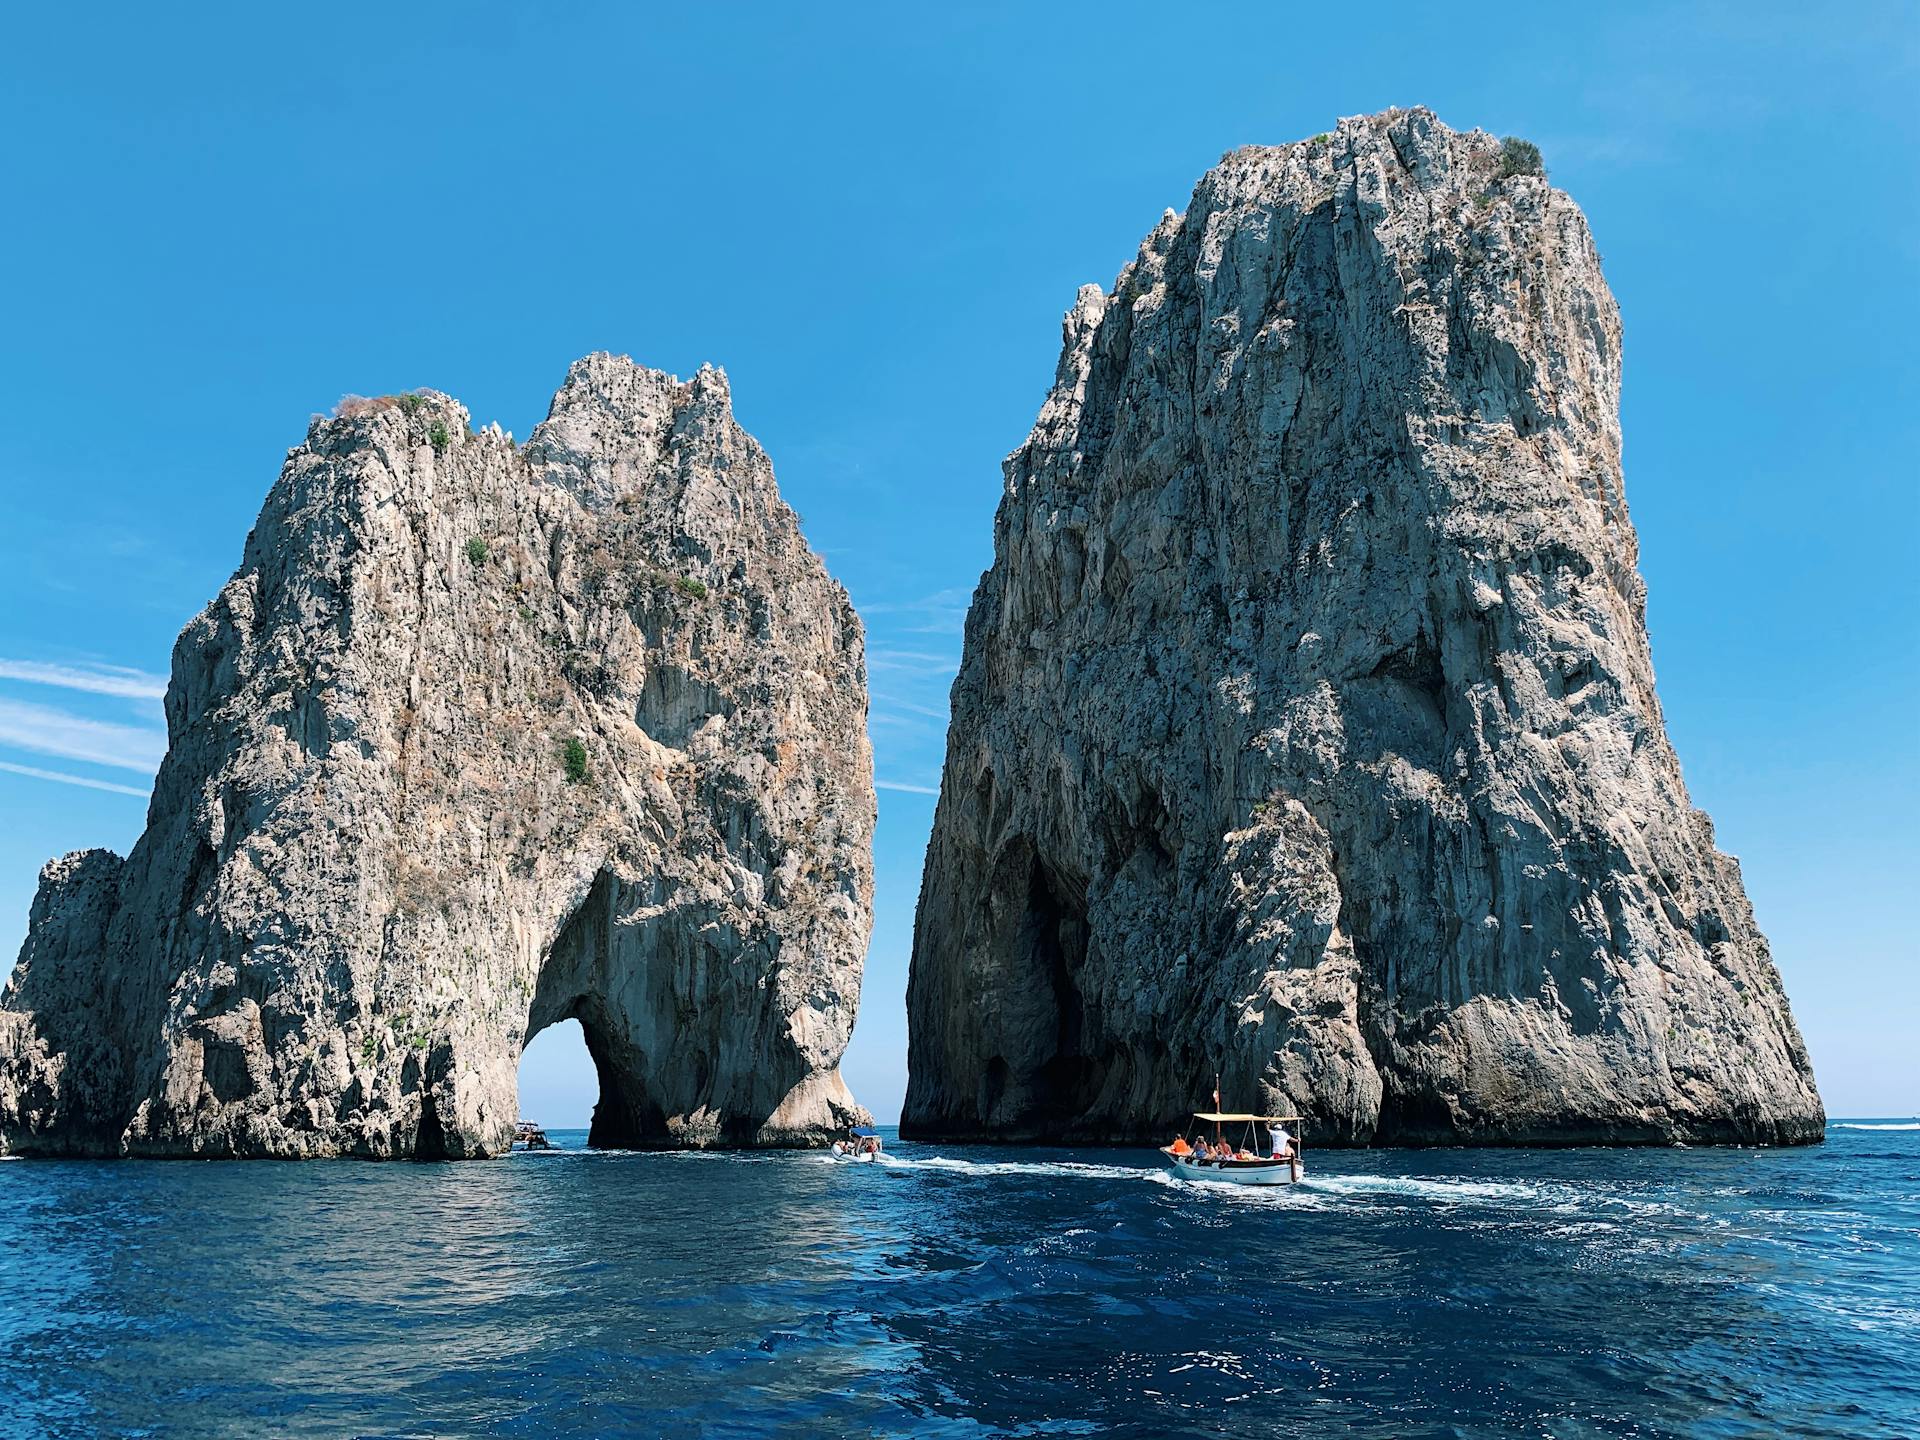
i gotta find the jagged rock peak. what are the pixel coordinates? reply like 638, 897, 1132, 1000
903, 107, 1822, 1148
1, 353, 876, 1158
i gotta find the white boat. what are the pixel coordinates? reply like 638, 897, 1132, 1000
1162, 1110, 1304, 1186
830, 1126, 884, 1162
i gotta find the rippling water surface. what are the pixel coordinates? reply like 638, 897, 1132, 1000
2, 1123, 1915, 1437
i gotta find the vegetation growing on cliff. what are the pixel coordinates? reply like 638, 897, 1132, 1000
1499, 136, 1545, 178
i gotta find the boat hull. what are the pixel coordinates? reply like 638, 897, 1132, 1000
1164, 1153, 1301, 1186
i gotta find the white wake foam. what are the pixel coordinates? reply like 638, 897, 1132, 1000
1302, 1173, 1544, 1205
1833, 1122, 1920, 1131
861, 1154, 1595, 1215
860, 1154, 1532, 1213
874, 1153, 1170, 1184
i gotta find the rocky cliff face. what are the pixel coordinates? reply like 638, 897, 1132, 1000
904, 109, 1822, 1147
0, 354, 875, 1157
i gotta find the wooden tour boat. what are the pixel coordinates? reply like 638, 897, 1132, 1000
1162, 1084, 1304, 1186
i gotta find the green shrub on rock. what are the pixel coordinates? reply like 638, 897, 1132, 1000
1498, 136, 1545, 179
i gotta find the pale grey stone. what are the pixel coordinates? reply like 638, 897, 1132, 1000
903, 109, 1823, 1147
0, 354, 875, 1157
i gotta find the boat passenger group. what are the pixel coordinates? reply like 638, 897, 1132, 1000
830, 1126, 883, 1159
1169, 1123, 1295, 1164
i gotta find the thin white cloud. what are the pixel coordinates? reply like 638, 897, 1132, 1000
0, 760, 151, 798
872, 692, 950, 721
876, 779, 941, 796
0, 658, 169, 700
0, 697, 167, 773
861, 586, 972, 616
861, 587, 972, 636
868, 648, 961, 677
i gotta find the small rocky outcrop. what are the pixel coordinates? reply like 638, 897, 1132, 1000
0, 354, 875, 1157
903, 109, 1823, 1147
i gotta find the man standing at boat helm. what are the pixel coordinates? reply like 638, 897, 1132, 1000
1269, 1124, 1294, 1161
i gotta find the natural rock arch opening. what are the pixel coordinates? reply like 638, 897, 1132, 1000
513, 1008, 662, 1151
520, 870, 674, 1151
513, 1019, 595, 1135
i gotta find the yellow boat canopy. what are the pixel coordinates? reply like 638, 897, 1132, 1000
1192, 1113, 1300, 1124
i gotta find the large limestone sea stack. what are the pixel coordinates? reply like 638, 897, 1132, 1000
0, 354, 875, 1157
904, 109, 1822, 1146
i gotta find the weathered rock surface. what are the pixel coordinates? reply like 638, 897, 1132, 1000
0, 354, 875, 1157
904, 109, 1822, 1147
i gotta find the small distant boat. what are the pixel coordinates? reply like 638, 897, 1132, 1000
1163, 1105, 1304, 1187
514, 1120, 555, 1151
830, 1125, 883, 1162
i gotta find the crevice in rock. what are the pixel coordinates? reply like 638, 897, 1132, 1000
636, 660, 728, 749
411, 1051, 449, 1161
1013, 855, 1117, 1135
180, 841, 216, 917
202, 1040, 254, 1104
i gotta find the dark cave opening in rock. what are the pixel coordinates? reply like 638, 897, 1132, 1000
413, 1089, 447, 1159
407, 1047, 449, 1160
1016, 854, 1116, 1135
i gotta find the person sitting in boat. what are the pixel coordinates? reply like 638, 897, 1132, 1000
1213, 1140, 1235, 1162
1169, 1135, 1193, 1158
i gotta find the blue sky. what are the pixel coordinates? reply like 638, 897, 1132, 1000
2, 4, 1914, 1125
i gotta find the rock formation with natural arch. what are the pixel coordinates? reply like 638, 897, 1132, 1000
903, 109, 1824, 1147
0, 354, 875, 1157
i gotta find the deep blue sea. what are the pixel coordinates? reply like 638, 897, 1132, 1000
2, 1123, 1915, 1439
